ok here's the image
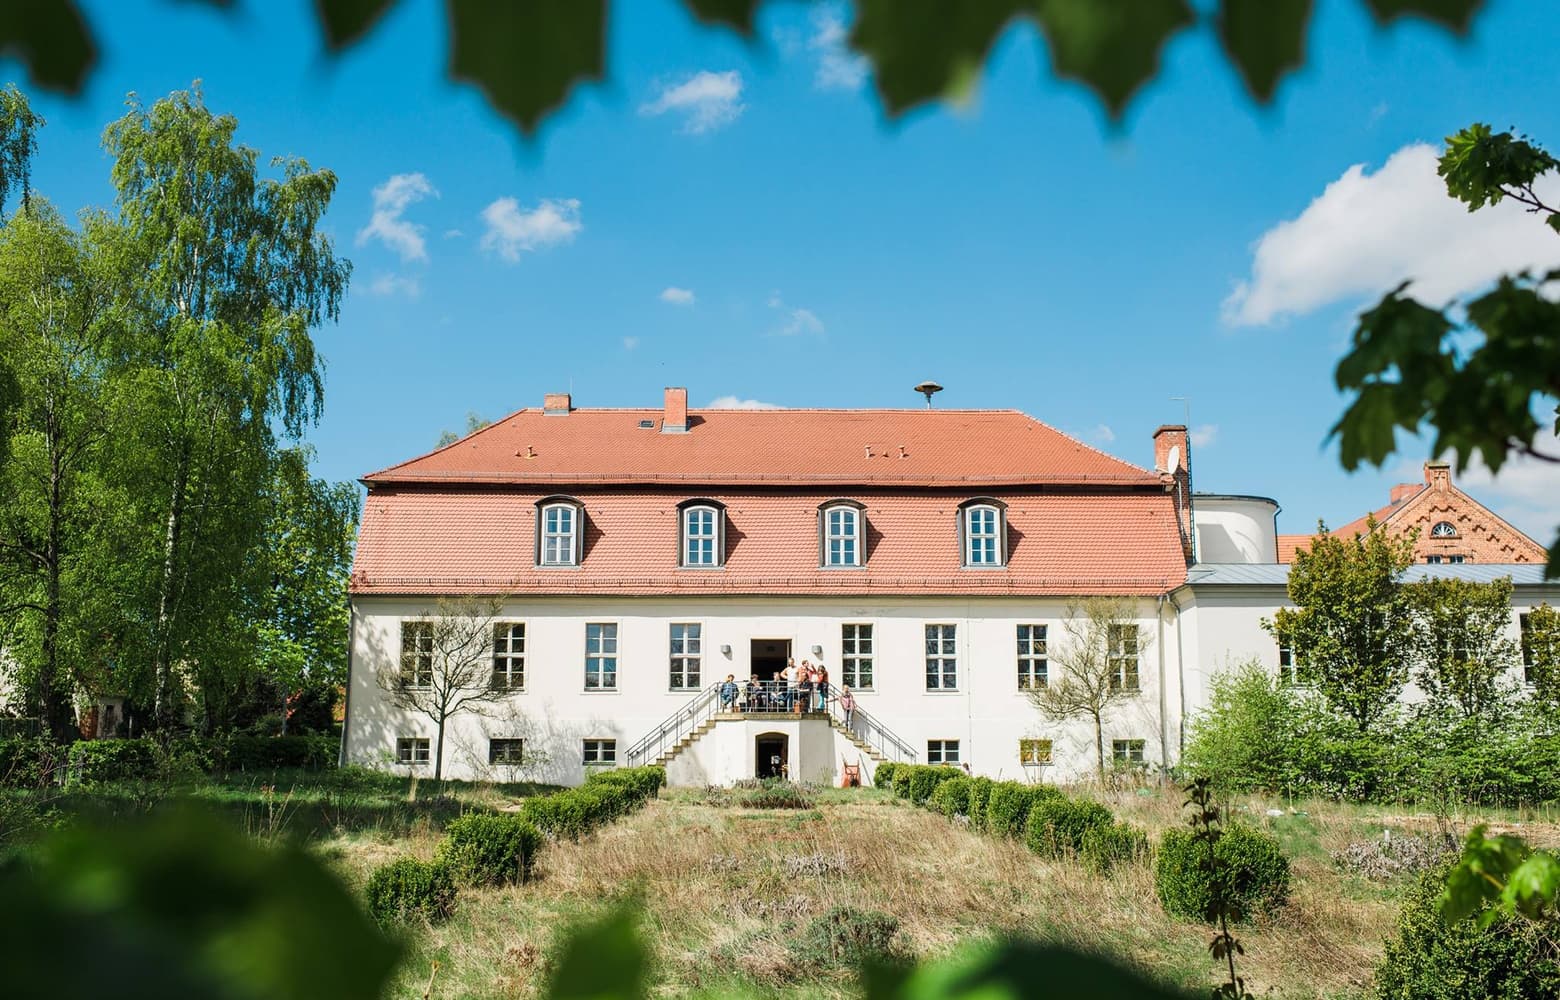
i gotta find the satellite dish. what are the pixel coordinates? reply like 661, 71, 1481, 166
1166, 445, 1181, 474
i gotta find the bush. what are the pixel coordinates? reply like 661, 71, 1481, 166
891, 767, 913, 799
1373, 862, 1560, 999
1182, 659, 1299, 794
965, 776, 994, 832
871, 761, 898, 789
66, 739, 161, 785
788, 906, 901, 968
365, 858, 457, 925
1026, 797, 1114, 859
928, 776, 972, 818
985, 782, 1061, 839
585, 765, 665, 803
737, 780, 815, 810
438, 812, 543, 886
1156, 824, 1291, 922
0, 737, 63, 788
907, 764, 963, 805
1080, 822, 1149, 875
521, 767, 664, 840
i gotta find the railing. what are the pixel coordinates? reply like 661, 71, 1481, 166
826, 697, 918, 764
625, 683, 723, 767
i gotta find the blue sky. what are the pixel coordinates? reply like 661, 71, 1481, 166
11, 0, 1560, 541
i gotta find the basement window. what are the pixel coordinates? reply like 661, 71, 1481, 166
583, 739, 617, 765
396, 737, 430, 766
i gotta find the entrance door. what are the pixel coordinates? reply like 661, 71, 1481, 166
749, 639, 791, 683
756, 733, 789, 779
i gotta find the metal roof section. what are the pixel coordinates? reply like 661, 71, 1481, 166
1185, 563, 1560, 587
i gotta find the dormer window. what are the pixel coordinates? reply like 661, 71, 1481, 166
537, 497, 583, 566
1431, 521, 1458, 538
679, 500, 725, 568
819, 501, 865, 568
960, 498, 1007, 568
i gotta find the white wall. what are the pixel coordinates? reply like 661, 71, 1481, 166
1192, 497, 1279, 564
345, 595, 1179, 785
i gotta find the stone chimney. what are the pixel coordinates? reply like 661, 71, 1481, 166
543, 392, 572, 415
1154, 425, 1194, 563
1389, 482, 1421, 505
1424, 461, 1451, 492
662, 386, 688, 434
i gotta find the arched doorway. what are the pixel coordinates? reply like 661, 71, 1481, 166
756, 733, 789, 779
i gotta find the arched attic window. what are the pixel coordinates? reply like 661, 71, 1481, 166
1431, 521, 1458, 538
959, 498, 1008, 568
818, 500, 866, 568
678, 499, 726, 568
536, 496, 585, 567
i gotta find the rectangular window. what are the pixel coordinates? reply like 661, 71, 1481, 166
1450, 555, 1467, 564
965, 506, 1000, 566
842, 623, 874, 689
1426, 555, 1442, 564
1017, 624, 1048, 689
396, 737, 430, 765
1019, 738, 1053, 765
927, 739, 960, 765
542, 503, 577, 565
1112, 739, 1145, 764
669, 623, 702, 689
1107, 623, 1140, 692
583, 738, 617, 765
488, 739, 524, 765
925, 624, 958, 690
491, 622, 525, 690
826, 507, 860, 567
400, 621, 434, 688
585, 623, 618, 690
684, 507, 718, 566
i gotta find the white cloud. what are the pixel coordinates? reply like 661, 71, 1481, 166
640, 71, 745, 134
1223, 143, 1560, 327
357, 173, 438, 263
622, 336, 639, 351
707, 395, 783, 409
1092, 424, 1116, 444
1394, 430, 1560, 543
660, 286, 696, 305
367, 273, 421, 298
479, 197, 582, 263
1191, 424, 1218, 449
776, 307, 824, 337
809, 6, 867, 91
443, 228, 464, 239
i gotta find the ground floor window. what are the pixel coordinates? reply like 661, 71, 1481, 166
489, 738, 525, 765
842, 623, 873, 689
1111, 739, 1145, 764
583, 738, 617, 765
396, 737, 430, 765
927, 739, 960, 765
1019, 738, 1053, 765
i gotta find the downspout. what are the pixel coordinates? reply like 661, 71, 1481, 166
1156, 593, 1169, 774
338, 601, 355, 768
1167, 589, 1187, 760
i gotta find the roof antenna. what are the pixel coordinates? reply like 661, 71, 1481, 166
914, 380, 943, 408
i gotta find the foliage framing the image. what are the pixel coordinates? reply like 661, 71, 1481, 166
2, 2, 1486, 135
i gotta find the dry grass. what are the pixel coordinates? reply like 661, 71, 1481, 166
322, 785, 1529, 1000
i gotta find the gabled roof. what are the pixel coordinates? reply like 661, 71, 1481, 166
363, 408, 1159, 488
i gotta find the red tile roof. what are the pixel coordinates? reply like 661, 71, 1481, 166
351, 487, 1188, 597
363, 408, 1160, 488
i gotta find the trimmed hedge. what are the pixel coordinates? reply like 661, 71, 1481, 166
891, 767, 913, 800
365, 858, 457, 925
1081, 822, 1149, 875
67, 739, 160, 785
522, 766, 664, 840
1374, 863, 1560, 999
170, 734, 338, 772
928, 775, 972, 818
585, 765, 665, 801
1156, 824, 1291, 922
965, 776, 994, 832
1026, 797, 1114, 859
0, 737, 64, 788
438, 812, 543, 886
908, 765, 963, 804
985, 781, 1062, 839
871, 761, 899, 789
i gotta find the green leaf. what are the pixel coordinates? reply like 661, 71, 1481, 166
446, 0, 606, 137
869, 937, 1194, 999
1439, 123, 1560, 210
850, 0, 1027, 115
0, 0, 96, 95
547, 904, 650, 1000
1364, 0, 1485, 32
1216, 0, 1313, 103
1032, 0, 1195, 119
314, 0, 399, 49
682, 0, 763, 34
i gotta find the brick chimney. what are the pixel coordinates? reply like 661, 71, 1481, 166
1154, 425, 1194, 563
1424, 461, 1451, 492
1389, 482, 1421, 505
662, 386, 688, 434
543, 392, 572, 415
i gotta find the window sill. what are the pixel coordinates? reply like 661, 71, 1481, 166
581, 688, 621, 694
923, 689, 963, 695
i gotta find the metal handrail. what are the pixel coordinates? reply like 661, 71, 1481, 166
827, 697, 917, 763
625, 682, 722, 767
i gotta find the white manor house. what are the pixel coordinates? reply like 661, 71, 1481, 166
342, 387, 1560, 785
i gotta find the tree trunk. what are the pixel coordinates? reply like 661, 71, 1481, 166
434, 716, 447, 784
153, 454, 189, 730
1093, 713, 1105, 785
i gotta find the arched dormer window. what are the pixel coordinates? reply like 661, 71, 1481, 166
678, 499, 725, 568
818, 500, 866, 568
536, 496, 584, 567
1431, 521, 1458, 538
959, 498, 1007, 568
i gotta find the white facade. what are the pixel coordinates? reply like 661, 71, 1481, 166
1192, 494, 1279, 565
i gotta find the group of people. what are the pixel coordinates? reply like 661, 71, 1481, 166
718, 658, 857, 725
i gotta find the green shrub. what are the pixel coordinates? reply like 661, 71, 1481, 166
1373, 862, 1560, 999
985, 781, 1061, 839
1080, 822, 1149, 875
1026, 797, 1114, 859
788, 905, 901, 968
585, 765, 665, 803
364, 857, 457, 925
906, 764, 962, 805
871, 761, 899, 789
66, 739, 161, 785
737, 780, 815, 809
1155, 824, 1290, 922
928, 776, 971, 818
438, 812, 543, 886
891, 767, 913, 799
521, 768, 663, 840
0, 737, 63, 788
1182, 659, 1299, 794
966, 776, 994, 832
